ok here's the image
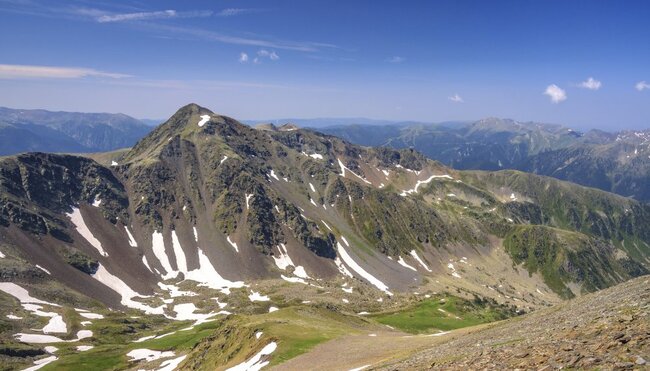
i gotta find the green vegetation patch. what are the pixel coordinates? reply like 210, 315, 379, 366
370, 295, 516, 334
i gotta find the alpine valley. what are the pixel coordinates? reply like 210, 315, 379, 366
0, 104, 648, 370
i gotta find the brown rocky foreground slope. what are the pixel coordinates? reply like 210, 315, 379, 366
379, 275, 649, 370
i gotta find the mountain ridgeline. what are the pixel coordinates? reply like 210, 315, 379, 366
0, 104, 648, 313
0, 107, 152, 155
318, 118, 650, 201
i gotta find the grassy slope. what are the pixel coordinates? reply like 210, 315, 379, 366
370, 295, 516, 334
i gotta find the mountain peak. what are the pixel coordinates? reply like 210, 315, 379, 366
174, 102, 213, 116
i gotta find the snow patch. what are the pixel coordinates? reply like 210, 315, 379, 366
309, 183, 316, 192
447, 263, 461, 278
268, 306, 278, 313
0, 282, 60, 307
269, 169, 279, 181
249, 291, 270, 302
225, 342, 277, 371
67, 207, 108, 257
337, 158, 371, 184
158, 355, 187, 371
23, 355, 58, 370
245, 194, 254, 210
128, 348, 175, 362
125, 227, 138, 247
42, 315, 67, 334
220, 155, 228, 165
184, 248, 246, 293
337, 241, 392, 295
171, 231, 188, 273
281, 275, 307, 284
410, 250, 432, 272
35, 265, 51, 275
142, 256, 153, 273
400, 174, 454, 196
397, 257, 417, 271
227, 236, 239, 253
92, 264, 165, 314
172, 302, 217, 326
76, 345, 93, 351
335, 257, 354, 278
197, 114, 210, 127
151, 231, 178, 279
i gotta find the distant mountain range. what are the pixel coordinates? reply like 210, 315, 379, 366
314, 118, 650, 201
0, 104, 648, 369
0, 107, 152, 155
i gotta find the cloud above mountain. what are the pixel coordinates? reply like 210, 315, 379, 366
579, 77, 601, 90
544, 84, 567, 103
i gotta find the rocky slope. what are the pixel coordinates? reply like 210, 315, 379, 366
0, 104, 648, 369
0, 107, 152, 155
379, 275, 649, 370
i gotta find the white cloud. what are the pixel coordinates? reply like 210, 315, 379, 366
448, 94, 464, 103
0, 64, 130, 79
386, 56, 405, 63
636, 81, 650, 91
257, 49, 279, 61
239, 52, 249, 63
579, 77, 601, 90
544, 84, 567, 103
216, 8, 254, 17
97, 10, 177, 23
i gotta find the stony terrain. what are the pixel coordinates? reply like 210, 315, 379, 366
378, 275, 650, 370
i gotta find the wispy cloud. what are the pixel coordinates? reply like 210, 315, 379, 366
216, 8, 256, 17
386, 56, 405, 63
0, 64, 130, 79
96, 9, 213, 23
239, 52, 249, 63
544, 84, 567, 103
448, 94, 464, 103
0, 2, 336, 52
578, 77, 601, 90
635, 81, 650, 91
142, 23, 334, 52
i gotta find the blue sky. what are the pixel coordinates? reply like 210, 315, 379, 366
0, 0, 649, 130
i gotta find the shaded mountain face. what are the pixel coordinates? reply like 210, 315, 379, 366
0, 104, 648, 319
0, 107, 152, 155
318, 119, 650, 201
